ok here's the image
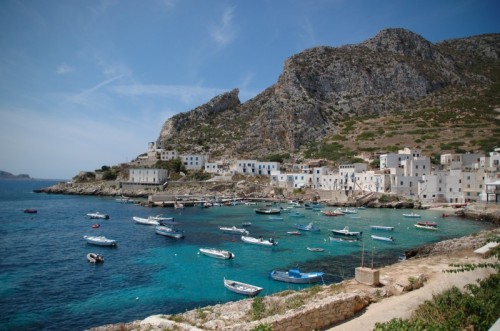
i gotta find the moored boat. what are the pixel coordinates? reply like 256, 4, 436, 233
223, 278, 262, 296
83, 235, 117, 246
296, 222, 320, 232
174, 201, 184, 209
255, 208, 281, 215
269, 269, 324, 284
86, 253, 104, 263
414, 221, 438, 230
219, 225, 249, 235
241, 235, 277, 246
329, 236, 360, 242
371, 235, 395, 242
150, 215, 177, 224
155, 225, 184, 239
268, 216, 284, 221
91, 223, 100, 228
287, 231, 301, 235
307, 247, 325, 252
402, 212, 421, 218
133, 216, 159, 226
199, 248, 235, 260
330, 226, 362, 237
289, 212, 305, 218
320, 210, 342, 217
87, 212, 109, 220
23, 209, 37, 214
370, 225, 394, 231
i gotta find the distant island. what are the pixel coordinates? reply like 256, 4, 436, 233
0, 170, 31, 180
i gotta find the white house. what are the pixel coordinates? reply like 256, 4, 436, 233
182, 154, 206, 170
235, 160, 280, 176
129, 168, 168, 184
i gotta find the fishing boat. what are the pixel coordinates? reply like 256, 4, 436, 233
86, 212, 109, 220
414, 221, 438, 230
219, 225, 249, 235
83, 235, 117, 246
330, 226, 362, 237
199, 248, 235, 260
306, 247, 325, 252
402, 212, 421, 218
86, 253, 104, 263
241, 235, 277, 246
371, 235, 395, 242
155, 225, 184, 239
370, 225, 394, 231
133, 216, 159, 226
296, 222, 320, 232
254, 208, 281, 215
223, 278, 263, 296
269, 269, 324, 284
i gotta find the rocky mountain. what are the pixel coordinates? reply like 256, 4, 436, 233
158, 28, 500, 163
0, 171, 31, 180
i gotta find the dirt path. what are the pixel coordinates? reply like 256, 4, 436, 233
329, 253, 496, 330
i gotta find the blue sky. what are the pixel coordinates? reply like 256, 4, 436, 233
1, 0, 499, 179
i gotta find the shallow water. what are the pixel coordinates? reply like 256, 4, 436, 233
0, 180, 493, 330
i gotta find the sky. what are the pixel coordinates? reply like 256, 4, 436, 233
1, 0, 499, 180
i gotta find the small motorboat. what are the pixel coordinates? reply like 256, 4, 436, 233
174, 201, 184, 209
287, 231, 301, 236
219, 225, 249, 235
307, 247, 325, 252
83, 235, 117, 246
115, 196, 134, 203
254, 208, 281, 214
133, 216, 159, 226
87, 212, 109, 220
371, 235, 395, 242
151, 215, 179, 225
91, 223, 100, 228
370, 225, 394, 231
289, 212, 305, 218
23, 209, 37, 214
269, 269, 324, 284
241, 235, 278, 246
320, 210, 342, 217
155, 225, 184, 239
268, 216, 284, 221
330, 226, 362, 237
402, 212, 421, 218
242, 222, 252, 227
87, 253, 104, 263
223, 278, 262, 296
199, 248, 235, 260
329, 236, 360, 243
296, 222, 320, 232
414, 221, 438, 230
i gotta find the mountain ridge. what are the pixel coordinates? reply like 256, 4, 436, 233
157, 28, 500, 162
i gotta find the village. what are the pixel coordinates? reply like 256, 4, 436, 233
123, 140, 500, 204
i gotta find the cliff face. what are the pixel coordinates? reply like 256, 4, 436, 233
157, 28, 500, 160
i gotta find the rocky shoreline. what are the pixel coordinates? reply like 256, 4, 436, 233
88, 228, 499, 331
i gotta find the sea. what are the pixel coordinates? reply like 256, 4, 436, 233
0, 179, 494, 331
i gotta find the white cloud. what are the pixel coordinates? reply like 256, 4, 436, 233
56, 63, 75, 75
211, 6, 236, 46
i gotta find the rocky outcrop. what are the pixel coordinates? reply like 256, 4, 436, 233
155, 29, 500, 159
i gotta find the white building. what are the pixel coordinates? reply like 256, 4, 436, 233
182, 154, 206, 170
129, 168, 168, 184
235, 160, 280, 176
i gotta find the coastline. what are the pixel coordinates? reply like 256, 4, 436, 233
88, 228, 499, 331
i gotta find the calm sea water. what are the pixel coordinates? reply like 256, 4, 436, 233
0, 180, 494, 330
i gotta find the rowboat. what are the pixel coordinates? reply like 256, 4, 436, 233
241, 235, 277, 246
155, 225, 184, 239
199, 248, 235, 260
371, 235, 395, 242
307, 247, 325, 252
219, 225, 249, 235
223, 278, 262, 296
269, 269, 324, 284
255, 208, 281, 214
133, 216, 159, 226
83, 235, 117, 246
414, 221, 438, 230
370, 225, 394, 231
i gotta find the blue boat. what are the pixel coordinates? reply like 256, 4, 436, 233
296, 222, 320, 232
269, 269, 324, 284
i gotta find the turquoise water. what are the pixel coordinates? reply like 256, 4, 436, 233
0, 180, 494, 330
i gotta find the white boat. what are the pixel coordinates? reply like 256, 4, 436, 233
402, 212, 421, 218
268, 216, 284, 221
223, 278, 262, 296
87, 212, 109, 220
155, 225, 184, 239
219, 226, 249, 235
151, 215, 179, 225
414, 221, 438, 230
307, 247, 325, 252
329, 236, 360, 243
86, 253, 104, 263
241, 235, 277, 246
255, 208, 281, 214
339, 208, 357, 214
174, 201, 184, 209
296, 222, 320, 232
330, 226, 362, 237
133, 216, 159, 226
115, 196, 134, 203
270, 269, 324, 284
83, 235, 117, 246
370, 225, 394, 231
371, 235, 395, 242
199, 248, 235, 260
